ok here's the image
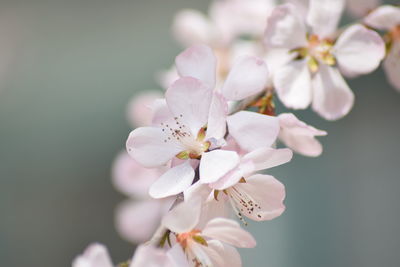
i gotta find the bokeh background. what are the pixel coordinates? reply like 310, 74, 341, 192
0, 1, 399, 266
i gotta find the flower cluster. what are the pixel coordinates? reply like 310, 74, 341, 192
73, 0, 399, 266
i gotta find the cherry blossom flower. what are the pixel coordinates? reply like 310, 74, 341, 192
173, 0, 276, 47
161, 199, 256, 267
126, 45, 272, 199
186, 141, 292, 223
264, 1, 385, 120
278, 113, 327, 157
72, 243, 114, 267
112, 151, 174, 243
364, 5, 400, 92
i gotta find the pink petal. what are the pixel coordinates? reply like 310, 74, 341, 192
126, 91, 163, 127
115, 200, 163, 244
149, 161, 195, 199
227, 111, 279, 152
111, 151, 164, 198
307, 0, 345, 38
166, 245, 190, 267
202, 218, 256, 248
131, 245, 177, 267
173, 9, 212, 46
311, 65, 354, 120
274, 59, 312, 109
334, 24, 385, 77
200, 150, 240, 184
221, 56, 269, 101
151, 99, 174, 127
126, 127, 183, 168
165, 77, 213, 135
278, 113, 327, 157
209, 160, 255, 190
264, 4, 308, 50
205, 92, 228, 141
364, 5, 400, 30
243, 147, 293, 171
72, 243, 113, 267
234, 174, 286, 221
202, 240, 241, 267
383, 41, 400, 92
175, 45, 217, 88
162, 198, 201, 233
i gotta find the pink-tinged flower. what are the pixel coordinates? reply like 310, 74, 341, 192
365, 5, 400, 92
346, 0, 381, 17
278, 113, 327, 157
161, 199, 255, 267
194, 145, 291, 222
72, 243, 114, 267
127, 45, 272, 198
112, 152, 174, 243
265, 1, 385, 120
126, 91, 163, 128
173, 0, 276, 47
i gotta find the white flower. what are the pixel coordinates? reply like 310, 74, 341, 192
161, 199, 256, 267
126, 45, 273, 198
278, 113, 327, 157
365, 5, 400, 92
265, 1, 385, 120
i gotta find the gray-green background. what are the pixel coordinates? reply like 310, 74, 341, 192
0, 1, 399, 266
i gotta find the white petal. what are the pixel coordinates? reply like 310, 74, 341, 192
72, 243, 113, 267
173, 9, 213, 46
175, 45, 217, 88
209, 160, 255, 190
166, 245, 190, 267
126, 127, 183, 168
234, 174, 286, 221
149, 162, 195, 199
264, 4, 307, 50
227, 111, 279, 152
274, 59, 312, 109
202, 217, 256, 248
166, 77, 213, 135
285, 0, 309, 18
364, 5, 400, 30
312, 65, 355, 120
130, 245, 175, 267
115, 200, 162, 244
221, 56, 269, 101
334, 24, 385, 77
307, 0, 345, 38
347, 0, 381, 17
243, 147, 293, 171
278, 113, 327, 157
200, 150, 240, 184
162, 198, 201, 233
205, 92, 228, 141
150, 98, 174, 127
202, 240, 241, 267
384, 41, 400, 92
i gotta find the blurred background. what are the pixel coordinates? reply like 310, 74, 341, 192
0, 1, 399, 266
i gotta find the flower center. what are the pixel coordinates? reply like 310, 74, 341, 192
176, 229, 207, 249
161, 116, 210, 159
226, 183, 263, 223
292, 34, 336, 73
